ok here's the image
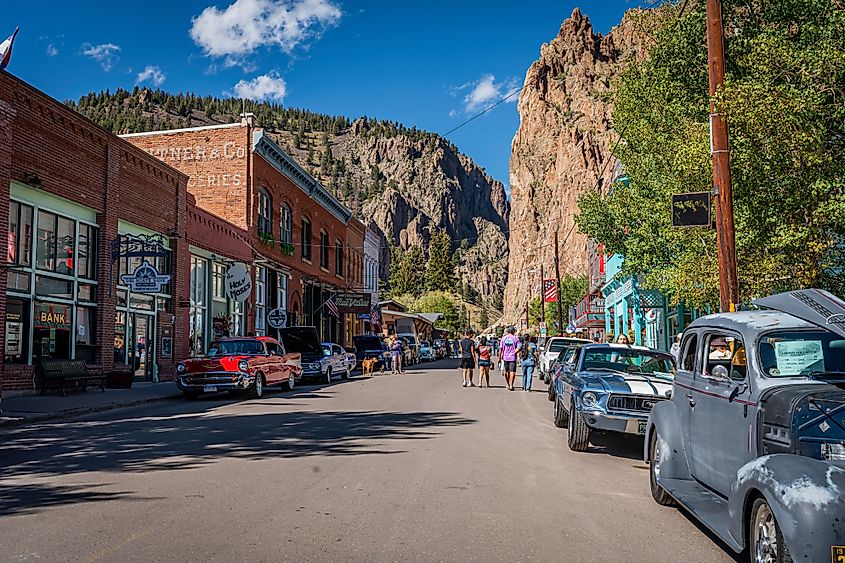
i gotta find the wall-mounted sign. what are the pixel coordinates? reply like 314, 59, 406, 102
161, 336, 173, 359
671, 192, 711, 227
335, 292, 372, 314
121, 260, 172, 293
267, 308, 287, 329
225, 263, 252, 303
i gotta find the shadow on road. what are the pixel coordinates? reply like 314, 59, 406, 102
0, 483, 159, 517
0, 409, 475, 516
585, 432, 644, 461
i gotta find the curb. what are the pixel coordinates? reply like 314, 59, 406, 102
0, 392, 183, 429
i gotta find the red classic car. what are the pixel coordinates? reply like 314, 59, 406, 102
175, 336, 302, 400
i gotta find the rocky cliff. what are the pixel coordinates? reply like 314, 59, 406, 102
504, 8, 653, 321
69, 91, 510, 302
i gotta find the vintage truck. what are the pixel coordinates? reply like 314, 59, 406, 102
646, 289, 845, 562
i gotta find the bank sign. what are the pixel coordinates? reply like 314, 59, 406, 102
121, 260, 171, 293
335, 292, 372, 314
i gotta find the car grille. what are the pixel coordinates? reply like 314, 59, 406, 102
607, 395, 664, 413
184, 373, 240, 384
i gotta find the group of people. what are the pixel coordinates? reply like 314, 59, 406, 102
457, 327, 539, 391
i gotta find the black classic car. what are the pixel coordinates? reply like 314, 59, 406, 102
646, 289, 845, 562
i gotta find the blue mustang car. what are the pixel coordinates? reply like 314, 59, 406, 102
553, 343, 676, 451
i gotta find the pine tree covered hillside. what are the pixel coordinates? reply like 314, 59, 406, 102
68, 88, 510, 305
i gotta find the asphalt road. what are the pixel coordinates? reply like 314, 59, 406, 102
0, 359, 736, 562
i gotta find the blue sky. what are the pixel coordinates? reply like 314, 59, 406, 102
3, 0, 642, 190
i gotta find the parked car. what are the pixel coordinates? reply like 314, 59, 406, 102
547, 341, 589, 403
278, 326, 327, 383
353, 335, 389, 370
321, 342, 356, 380
553, 343, 675, 451
175, 336, 301, 400
540, 336, 591, 383
419, 340, 435, 361
646, 289, 845, 562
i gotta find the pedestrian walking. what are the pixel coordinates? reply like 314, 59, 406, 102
519, 335, 538, 391
499, 327, 519, 391
670, 333, 682, 365
459, 330, 476, 387
390, 336, 404, 374
476, 336, 492, 388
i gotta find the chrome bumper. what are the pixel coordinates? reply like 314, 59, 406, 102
578, 410, 649, 435
177, 371, 254, 392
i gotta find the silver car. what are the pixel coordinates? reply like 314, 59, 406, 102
646, 289, 845, 562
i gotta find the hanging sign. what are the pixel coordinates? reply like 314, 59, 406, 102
335, 292, 372, 313
267, 308, 287, 329
543, 279, 558, 303
225, 263, 252, 303
671, 192, 711, 227
121, 260, 171, 293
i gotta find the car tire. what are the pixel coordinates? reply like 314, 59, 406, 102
183, 391, 200, 401
750, 497, 793, 563
548, 381, 556, 402
342, 366, 350, 380
248, 373, 265, 399
553, 396, 569, 428
649, 431, 676, 506
281, 373, 296, 391
567, 398, 590, 451
325, 368, 332, 384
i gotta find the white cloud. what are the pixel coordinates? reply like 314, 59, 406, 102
190, 0, 341, 66
46, 44, 58, 57
82, 43, 121, 71
136, 65, 166, 86
230, 72, 287, 101
451, 74, 521, 114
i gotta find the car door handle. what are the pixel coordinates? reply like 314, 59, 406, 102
685, 393, 696, 407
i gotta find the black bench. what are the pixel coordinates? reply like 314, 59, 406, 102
37, 359, 105, 396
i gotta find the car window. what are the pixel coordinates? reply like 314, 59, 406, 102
681, 333, 698, 371
266, 342, 281, 356
758, 330, 845, 378
548, 339, 567, 353
582, 348, 675, 375
208, 339, 265, 356
703, 332, 746, 381
333, 345, 343, 355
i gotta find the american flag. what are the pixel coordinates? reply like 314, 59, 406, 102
543, 279, 558, 303
324, 295, 340, 318
0, 28, 20, 71
369, 306, 381, 325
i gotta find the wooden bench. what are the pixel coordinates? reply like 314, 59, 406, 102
37, 359, 105, 396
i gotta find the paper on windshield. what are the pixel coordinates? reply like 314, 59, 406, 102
773, 340, 824, 376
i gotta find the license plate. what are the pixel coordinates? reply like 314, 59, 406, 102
637, 421, 647, 435
832, 546, 845, 563
203, 385, 217, 393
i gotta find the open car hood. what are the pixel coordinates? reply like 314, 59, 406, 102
753, 289, 845, 340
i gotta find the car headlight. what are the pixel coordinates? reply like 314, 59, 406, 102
176, 363, 186, 373
238, 360, 249, 371
581, 392, 599, 408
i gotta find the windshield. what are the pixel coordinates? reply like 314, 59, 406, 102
548, 340, 568, 353
759, 330, 845, 377
582, 348, 675, 376
208, 339, 265, 356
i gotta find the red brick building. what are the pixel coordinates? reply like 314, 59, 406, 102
0, 71, 192, 392
124, 118, 370, 349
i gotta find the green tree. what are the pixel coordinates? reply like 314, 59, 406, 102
575, 0, 845, 309
414, 291, 461, 335
479, 304, 489, 330
425, 228, 457, 292
389, 245, 426, 298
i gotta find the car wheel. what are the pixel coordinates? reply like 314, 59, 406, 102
281, 373, 296, 391
547, 381, 556, 402
183, 391, 200, 401
567, 398, 590, 451
649, 431, 676, 506
750, 497, 792, 563
248, 373, 265, 398
553, 396, 569, 428
325, 368, 332, 384
342, 366, 350, 380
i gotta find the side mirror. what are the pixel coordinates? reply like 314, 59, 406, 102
711, 365, 730, 380
728, 382, 748, 403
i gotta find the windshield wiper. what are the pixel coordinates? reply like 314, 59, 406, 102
805, 370, 845, 380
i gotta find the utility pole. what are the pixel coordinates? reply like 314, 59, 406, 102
524, 302, 529, 333
554, 231, 564, 335
706, 0, 739, 312
540, 264, 546, 324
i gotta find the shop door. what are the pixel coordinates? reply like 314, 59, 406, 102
129, 313, 154, 381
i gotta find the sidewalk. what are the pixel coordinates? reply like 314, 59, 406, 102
0, 382, 182, 427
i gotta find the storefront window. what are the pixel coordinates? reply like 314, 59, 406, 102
36, 210, 57, 271
213, 263, 225, 299
255, 266, 267, 335
35, 275, 73, 299
77, 223, 98, 280
114, 310, 127, 364
231, 300, 245, 337
33, 301, 72, 361
4, 297, 30, 364
190, 256, 208, 356
8, 201, 33, 266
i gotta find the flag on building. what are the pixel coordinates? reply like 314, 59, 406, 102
543, 279, 558, 303
0, 27, 20, 71
369, 305, 381, 326
325, 295, 340, 318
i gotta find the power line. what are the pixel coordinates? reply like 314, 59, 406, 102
442, 85, 525, 138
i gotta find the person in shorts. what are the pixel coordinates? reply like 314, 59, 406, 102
476, 336, 493, 388
459, 330, 476, 387
499, 326, 520, 391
